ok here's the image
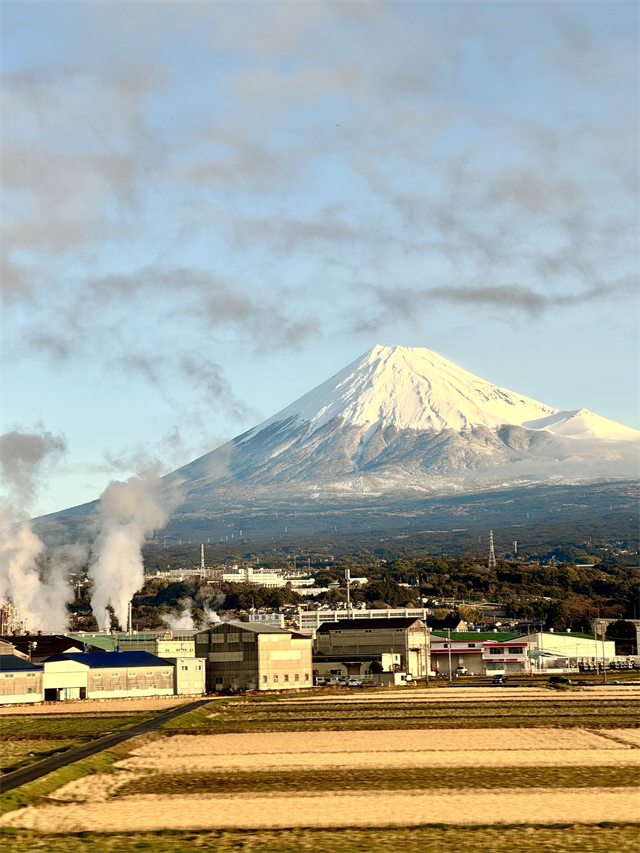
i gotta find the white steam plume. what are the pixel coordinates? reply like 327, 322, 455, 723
89, 471, 170, 631
0, 427, 72, 631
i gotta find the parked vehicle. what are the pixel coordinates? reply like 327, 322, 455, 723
492, 674, 507, 685
337, 677, 350, 686
314, 677, 326, 686
404, 673, 414, 683
548, 675, 571, 685
347, 679, 364, 688
455, 665, 468, 675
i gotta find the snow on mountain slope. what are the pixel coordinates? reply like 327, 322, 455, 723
244, 345, 637, 442
245, 345, 553, 438
522, 409, 638, 441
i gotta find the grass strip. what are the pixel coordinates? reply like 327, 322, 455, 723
1, 823, 639, 853
0, 749, 122, 817
0, 714, 153, 737
115, 765, 640, 797
0, 738, 86, 775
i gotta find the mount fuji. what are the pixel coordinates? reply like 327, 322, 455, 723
40, 345, 638, 542
168, 345, 637, 499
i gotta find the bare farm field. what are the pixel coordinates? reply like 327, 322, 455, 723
1, 690, 639, 853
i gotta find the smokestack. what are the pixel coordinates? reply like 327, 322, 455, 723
201, 543, 205, 573
127, 601, 133, 634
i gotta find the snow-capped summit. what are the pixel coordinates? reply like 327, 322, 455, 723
247, 345, 637, 442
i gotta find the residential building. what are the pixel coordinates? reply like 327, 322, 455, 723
0, 655, 44, 704
195, 621, 313, 692
314, 618, 430, 679
429, 632, 518, 676
42, 651, 175, 700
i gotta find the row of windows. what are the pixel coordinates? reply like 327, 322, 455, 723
261, 673, 310, 684
93, 684, 158, 691
92, 670, 171, 678
181, 664, 202, 671
3, 672, 38, 678
488, 647, 525, 655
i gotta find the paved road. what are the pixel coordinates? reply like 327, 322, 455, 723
1, 697, 212, 793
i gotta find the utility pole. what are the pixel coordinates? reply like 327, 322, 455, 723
345, 569, 351, 616
488, 531, 496, 569
601, 623, 607, 685
447, 627, 452, 682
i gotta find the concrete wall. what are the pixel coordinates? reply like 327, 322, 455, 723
432, 651, 484, 676
169, 657, 206, 695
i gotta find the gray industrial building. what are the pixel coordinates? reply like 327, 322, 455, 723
195, 621, 313, 692
314, 617, 430, 679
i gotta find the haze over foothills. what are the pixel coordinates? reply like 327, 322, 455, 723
2, 0, 639, 523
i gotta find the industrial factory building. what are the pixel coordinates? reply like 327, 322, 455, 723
195, 621, 313, 692
42, 651, 176, 700
314, 618, 431, 679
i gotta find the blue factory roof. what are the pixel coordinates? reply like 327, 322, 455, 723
0, 655, 43, 672
44, 651, 173, 669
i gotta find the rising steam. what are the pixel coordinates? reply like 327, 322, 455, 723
0, 427, 72, 631
88, 471, 171, 631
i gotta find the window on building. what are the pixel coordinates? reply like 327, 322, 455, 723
294, 673, 299, 681
146, 671, 153, 676
113, 684, 122, 690
27, 687, 36, 693
26, 673, 36, 678
95, 686, 104, 691
210, 634, 224, 644
305, 673, 309, 681
196, 665, 202, 670
284, 674, 289, 682
226, 633, 240, 643
214, 676, 223, 685
365, 629, 372, 633
4, 674, 14, 679
111, 672, 119, 676
93, 674, 102, 679
133, 684, 140, 689
364, 669, 372, 677
161, 671, 170, 676
468, 644, 476, 648
489, 647, 501, 655
443, 644, 449, 648
273, 675, 279, 683
181, 665, 189, 671
508, 647, 524, 655
263, 675, 268, 683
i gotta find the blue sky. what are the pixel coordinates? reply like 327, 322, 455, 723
2, 1, 638, 516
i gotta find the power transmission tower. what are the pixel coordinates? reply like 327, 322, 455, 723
488, 530, 496, 569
